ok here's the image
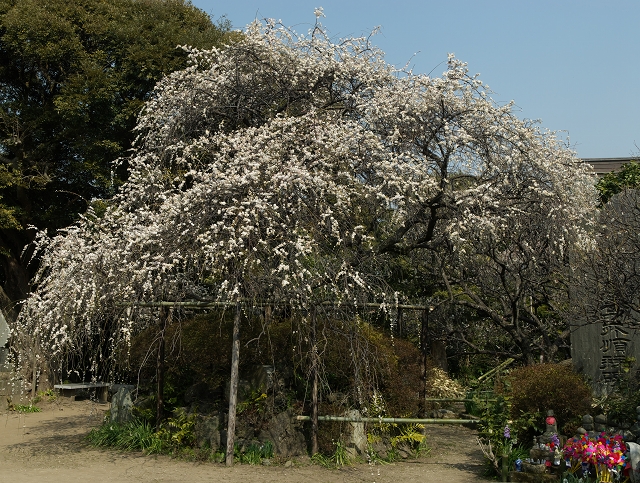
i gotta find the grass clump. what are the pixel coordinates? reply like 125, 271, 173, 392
13, 404, 41, 413
88, 414, 275, 465
235, 440, 274, 465
87, 409, 195, 455
32, 389, 57, 404
6, 397, 41, 413
87, 418, 163, 453
311, 440, 350, 468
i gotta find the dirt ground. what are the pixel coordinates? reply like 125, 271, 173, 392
0, 397, 488, 483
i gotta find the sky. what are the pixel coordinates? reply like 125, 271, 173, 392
191, 0, 639, 159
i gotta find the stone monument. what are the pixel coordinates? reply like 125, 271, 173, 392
539, 410, 558, 444
0, 309, 10, 372
571, 306, 640, 395
110, 386, 133, 424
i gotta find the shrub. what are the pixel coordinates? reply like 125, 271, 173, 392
590, 365, 640, 424
507, 363, 591, 439
426, 364, 465, 399
377, 337, 424, 416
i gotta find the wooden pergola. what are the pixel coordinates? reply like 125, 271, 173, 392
127, 299, 432, 465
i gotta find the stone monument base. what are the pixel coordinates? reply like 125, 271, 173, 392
509, 471, 559, 482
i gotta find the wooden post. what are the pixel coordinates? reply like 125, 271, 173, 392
226, 305, 241, 466
311, 308, 319, 455
420, 308, 429, 417
31, 337, 38, 400
156, 307, 168, 430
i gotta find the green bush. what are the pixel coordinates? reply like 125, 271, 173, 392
507, 363, 591, 439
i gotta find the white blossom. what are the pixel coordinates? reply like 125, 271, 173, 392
14, 16, 596, 374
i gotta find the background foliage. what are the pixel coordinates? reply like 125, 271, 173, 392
0, 0, 234, 306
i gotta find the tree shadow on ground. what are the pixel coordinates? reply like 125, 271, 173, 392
5, 413, 102, 457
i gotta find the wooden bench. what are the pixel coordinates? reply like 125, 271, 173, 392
54, 382, 110, 403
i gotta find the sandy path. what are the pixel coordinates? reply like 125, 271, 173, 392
0, 398, 487, 483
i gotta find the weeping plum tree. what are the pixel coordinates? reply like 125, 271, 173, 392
15, 11, 595, 459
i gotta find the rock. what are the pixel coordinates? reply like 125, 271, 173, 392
511, 470, 558, 482
224, 379, 252, 403
582, 414, 594, 431
439, 409, 458, 419
0, 348, 10, 373
224, 366, 275, 404
234, 419, 255, 442
184, 382, 210, 404
396, 447, 410, 459
110, 387, 133, 424
530, 448, 552, 461
257, 410, 307, 457
284, 460, 293, 468
595, 414, 607, 424
577, 427, 587, 435
522, 462, 547, 474
370, 441, 387, 460
261, 458, 272, 466
345, 409, 367, 458
247, 365, 274, 394
110, 384, 135, 395
326, 392, 348, 406
195, 414, 221, 451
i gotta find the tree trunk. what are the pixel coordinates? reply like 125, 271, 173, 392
397, 307, 404, 337
155, 307, 169, 430
430, 339, 448, 373
226, 305, 241, 466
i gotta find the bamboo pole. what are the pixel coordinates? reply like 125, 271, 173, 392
477, 357, 515, 382
424, 398, 497, 402
295, 415, 481, 424
118, 300, 432, 311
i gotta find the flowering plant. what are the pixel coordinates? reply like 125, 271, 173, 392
549, 433, 560, 450
563, 433, 626, 482
503, 425, 513, 456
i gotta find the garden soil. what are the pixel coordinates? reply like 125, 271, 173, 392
0, 398, 487, 483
